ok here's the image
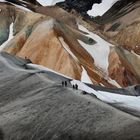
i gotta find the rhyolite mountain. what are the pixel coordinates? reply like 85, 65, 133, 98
100, 0, 140, 50
98, 0, 140, 85
0, 0, 140, 88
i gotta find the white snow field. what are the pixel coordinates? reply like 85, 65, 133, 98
78, 24, 112, 73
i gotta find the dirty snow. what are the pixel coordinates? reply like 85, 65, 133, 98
37, 0, 64, 6
108, 78, 121, 88
27, 63, 72, 80
0, 22, 14, 51
81, 67, 92, 84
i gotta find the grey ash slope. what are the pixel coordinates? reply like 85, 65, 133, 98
0, 52, 140, 140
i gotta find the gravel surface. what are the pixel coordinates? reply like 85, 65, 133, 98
0, 52, 140, 140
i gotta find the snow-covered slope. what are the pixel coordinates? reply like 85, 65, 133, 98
26, 62, 140, 117
71, 80, 140, 112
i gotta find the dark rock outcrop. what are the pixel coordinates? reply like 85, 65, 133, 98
5, 0, 41, 6
56, 0, 102, 13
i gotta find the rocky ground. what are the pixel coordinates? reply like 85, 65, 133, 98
0, 52, 140, 140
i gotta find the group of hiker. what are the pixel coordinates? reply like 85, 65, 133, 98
61, 81, 78, 90
62, 81, 67, 87
72, 84, 78, 90
24, 56, 79, 91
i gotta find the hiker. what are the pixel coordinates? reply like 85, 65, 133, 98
62, 81, 64, 86
72, 85, 75, 89
75, 84, 78, 90
65, 81, 67, 87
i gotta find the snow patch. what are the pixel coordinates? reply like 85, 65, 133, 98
78, 24, 113, 73
98, 91, 140, 110
0, 22, 14, 51
37, 0, 51, 6
81, 67, 92, 84
12, 3, 31, 12
58, 37, 78, 61
88, 0, 119, 17
108, 79, 121, 88
131, 50, 140, 59
37, 0, 64, 6
27, 63, 72, 80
